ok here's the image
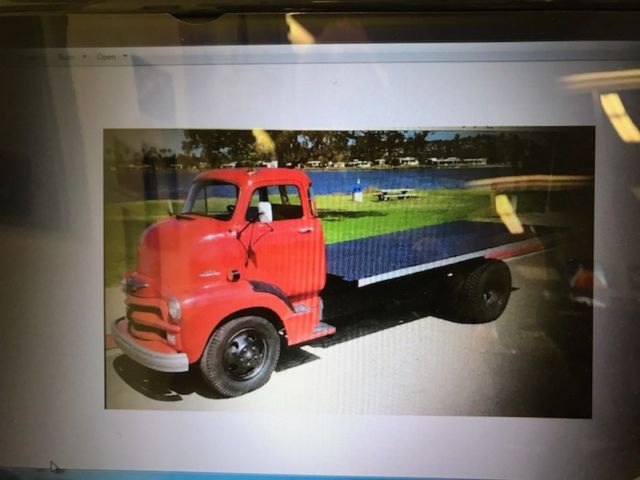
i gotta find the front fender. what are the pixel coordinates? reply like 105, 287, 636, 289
178, 280, 294, 363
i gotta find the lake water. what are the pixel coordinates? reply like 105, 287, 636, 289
106, 167, 513, 203
305, 168, 512, 194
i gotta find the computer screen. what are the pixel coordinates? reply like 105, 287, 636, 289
1, 11, 639, 480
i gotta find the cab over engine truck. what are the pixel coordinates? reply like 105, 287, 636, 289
113, 168, 536, 397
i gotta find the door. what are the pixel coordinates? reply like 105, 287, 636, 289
243, 183, 325, 299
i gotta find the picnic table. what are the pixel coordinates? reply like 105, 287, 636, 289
376, 188, 417, 201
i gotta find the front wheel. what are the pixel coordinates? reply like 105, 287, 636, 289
200, 316, 280, 397
458, 259, 512, 323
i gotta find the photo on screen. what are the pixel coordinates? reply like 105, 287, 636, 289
105, 127, 594, 417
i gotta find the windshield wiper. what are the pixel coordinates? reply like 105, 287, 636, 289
179, 211, 210, 218
174, 213, 196, 220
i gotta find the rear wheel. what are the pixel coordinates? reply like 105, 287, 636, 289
458, 259, 512, 323
200, 316, 280, 397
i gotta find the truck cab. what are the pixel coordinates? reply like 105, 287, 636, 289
113, 168, 335, 397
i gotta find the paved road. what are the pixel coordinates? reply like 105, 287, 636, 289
105, 250, 592, 417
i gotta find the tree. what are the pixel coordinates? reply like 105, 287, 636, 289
271, 130, 305, 165
183, 130, 256, 167
302, 130, 351, 164
349, 131, 384, 160
405, 131, 429, 161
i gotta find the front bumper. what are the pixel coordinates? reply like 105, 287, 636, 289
111, 318, 189, 373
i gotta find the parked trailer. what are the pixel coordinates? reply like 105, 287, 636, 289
113, 168, 553, 397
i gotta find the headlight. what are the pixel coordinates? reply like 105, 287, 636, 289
167, 297, 181, 323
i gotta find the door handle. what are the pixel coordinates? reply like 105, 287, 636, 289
298, 227, 313, 234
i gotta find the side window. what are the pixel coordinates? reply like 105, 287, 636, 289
246, 184, 303, 221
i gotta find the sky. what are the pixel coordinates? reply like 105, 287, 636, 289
428, 131, 474, 140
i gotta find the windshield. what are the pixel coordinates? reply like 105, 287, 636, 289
182, 180, 239, 221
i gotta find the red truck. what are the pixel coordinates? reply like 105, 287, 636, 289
113, 167, 545, 397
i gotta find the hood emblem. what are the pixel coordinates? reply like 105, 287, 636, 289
199, 270, 221, 278
125, 277, 149, 294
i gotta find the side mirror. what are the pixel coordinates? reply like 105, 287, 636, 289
258, 201, 273, 223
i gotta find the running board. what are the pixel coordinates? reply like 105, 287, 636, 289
313, 321, 336, 335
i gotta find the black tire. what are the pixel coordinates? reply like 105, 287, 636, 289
458, 259, 512, 323
200, 316, 280, 397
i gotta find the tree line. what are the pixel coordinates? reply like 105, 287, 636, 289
105, 128, 594, 175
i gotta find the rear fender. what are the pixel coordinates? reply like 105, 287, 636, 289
178, 280, 294, 363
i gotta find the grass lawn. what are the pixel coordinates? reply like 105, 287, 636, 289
315, 189, 496, 244
105, 188, 540, 287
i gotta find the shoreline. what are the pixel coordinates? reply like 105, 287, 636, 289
301, 164, 512, 172
111, 164, 514, 173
